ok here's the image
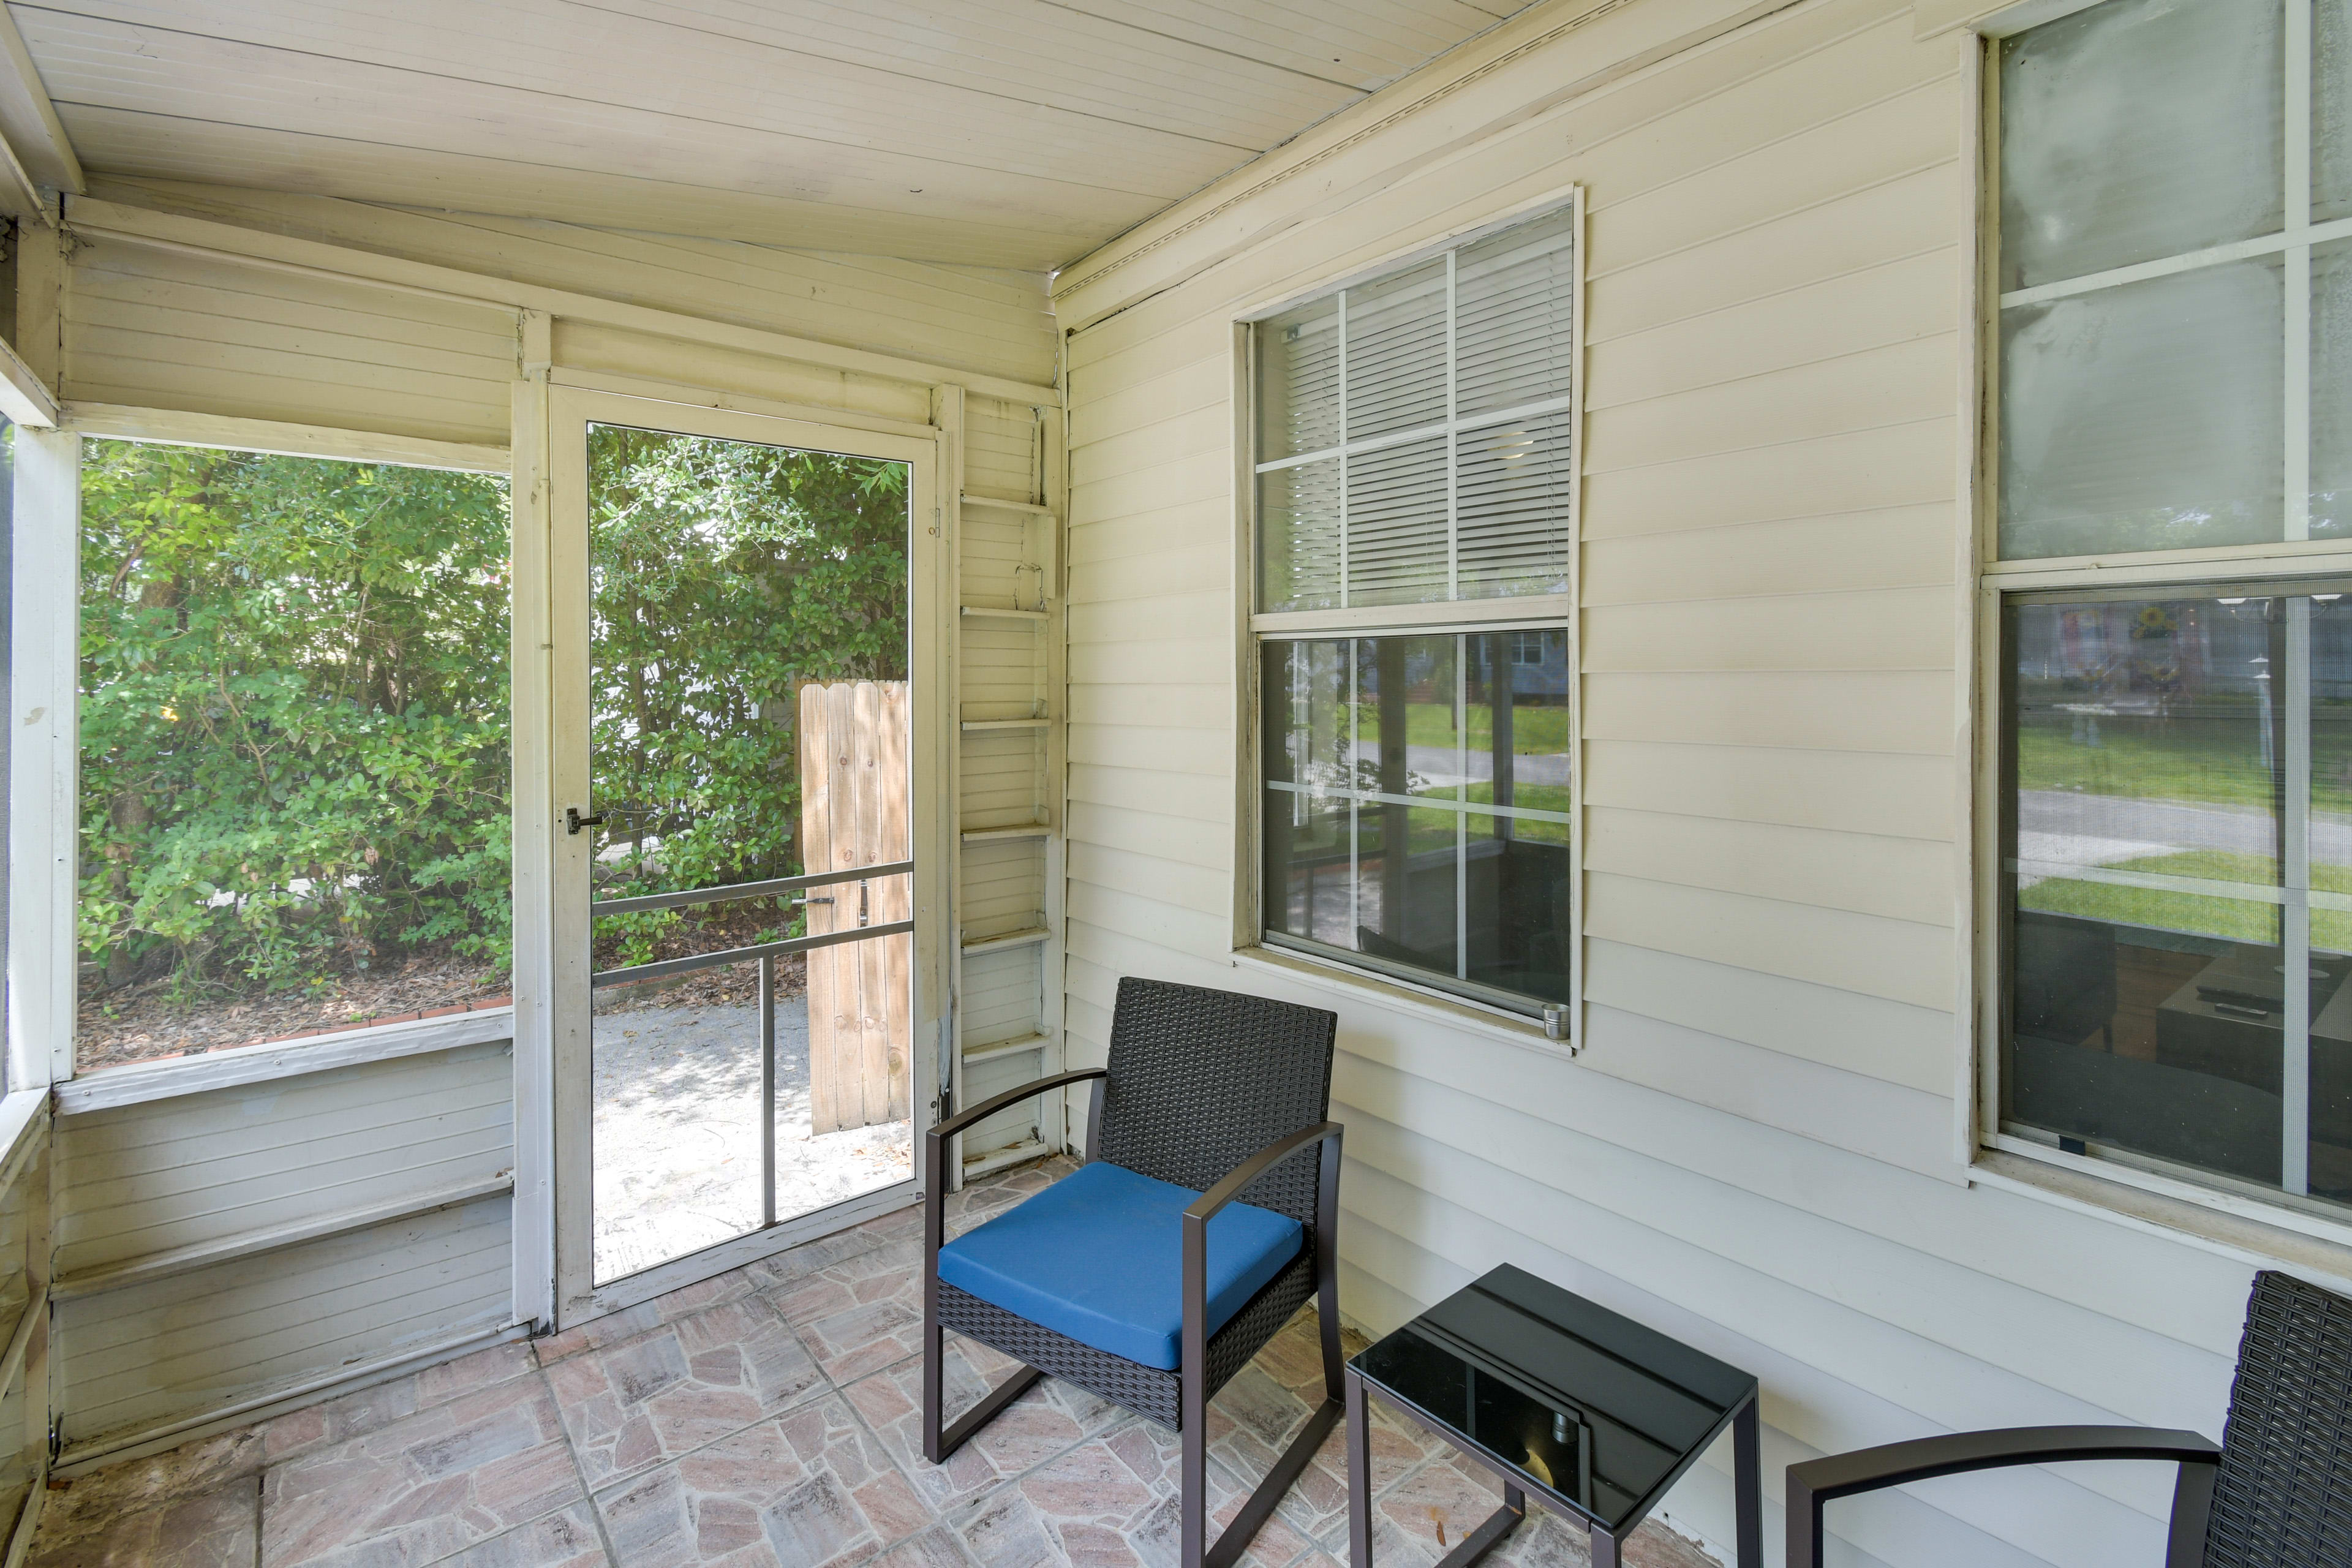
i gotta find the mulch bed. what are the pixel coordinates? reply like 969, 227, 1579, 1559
75, 900, 817, 1072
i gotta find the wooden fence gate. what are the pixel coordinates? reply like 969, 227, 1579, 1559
799, 679, 913, 1134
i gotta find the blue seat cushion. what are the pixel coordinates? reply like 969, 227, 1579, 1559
936, 1160, 1305, 1371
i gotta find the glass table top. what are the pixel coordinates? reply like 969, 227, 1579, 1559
1349, 1264, 1757, 1532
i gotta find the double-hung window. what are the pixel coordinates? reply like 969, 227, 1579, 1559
1251, 200, 1578, 1022
1990, 0, 2352, 1223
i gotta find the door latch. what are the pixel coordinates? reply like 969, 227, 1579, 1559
565, 806, 606, 836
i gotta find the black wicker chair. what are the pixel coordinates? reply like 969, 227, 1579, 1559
921, 977, 1344, 1568
1788, 1269, 2352, 1566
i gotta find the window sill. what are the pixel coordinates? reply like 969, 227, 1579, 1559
1229, 944, 1575, 1061
56, 1004, 516, 1115
1972, 1145, 2352, 1295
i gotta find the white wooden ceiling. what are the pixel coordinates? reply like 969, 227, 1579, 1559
8, 0, 1533, 270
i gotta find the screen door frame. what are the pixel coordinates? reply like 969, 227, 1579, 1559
537, 386, 950, 1329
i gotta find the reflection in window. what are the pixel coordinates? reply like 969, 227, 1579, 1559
2003, 588, 2352, 1212
1263, 630, 1570, 1012
76, 440, 513, 1071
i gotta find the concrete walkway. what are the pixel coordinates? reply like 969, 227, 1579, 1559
590, 992, 911, 1284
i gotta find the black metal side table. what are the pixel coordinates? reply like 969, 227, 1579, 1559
1344, 1264, 1760, 1568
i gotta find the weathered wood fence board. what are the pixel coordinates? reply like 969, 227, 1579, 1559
800, 680, 912, 1134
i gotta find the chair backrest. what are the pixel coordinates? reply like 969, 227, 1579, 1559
1095, 976, 1337, 1227
2206, 1269, 2352, 1565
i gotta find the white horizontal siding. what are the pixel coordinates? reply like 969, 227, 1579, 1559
54, 1041, 514, 1276
56, 1194, 511, 1448
1048, 1, 2266, 1566
51, 1040, 514, 1450
62, 233, 514, 445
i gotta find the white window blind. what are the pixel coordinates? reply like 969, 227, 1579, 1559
1254, 205, 1577, 612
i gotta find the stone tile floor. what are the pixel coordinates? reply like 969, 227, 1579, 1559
23, 1158, 1717, 1568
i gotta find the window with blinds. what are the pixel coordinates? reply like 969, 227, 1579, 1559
1253, 204, 1577, 612
1248, 198, 1579, 1027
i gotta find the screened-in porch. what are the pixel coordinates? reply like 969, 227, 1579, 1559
0, 1, 2324, 1567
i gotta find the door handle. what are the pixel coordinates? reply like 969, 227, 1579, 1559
565, 807, 606, 836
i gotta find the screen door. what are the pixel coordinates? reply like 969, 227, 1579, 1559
543, 388, 946, 1324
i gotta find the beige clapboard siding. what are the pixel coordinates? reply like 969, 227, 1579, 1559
1585, 806, 1953, 928
1314, 1025, 2236, 1507
1068, 536, 1232, 608
91, 179, 1059, 388
960, 838, 1046, 938
1069, 761, 1237, 826
1041, 0, 2258, 1556
1583, 159, 1963, 340
62, 236, 514, 443
1584, 739, 1953, 840
56, 1196, 510, 1446
965, 396, 1042, 502
1585, 670, 1953, 754
53, 1041, 514, 1275
1582, 335, 1958, 477
549, 320, 934, 427
1066, 932, 2252, 1377
1585, 246, 1959, 413
1583, 585, 1956, 674
1067, 348, 1227, 451
1581, 416, 1959, 540
1588, 871, 1953, 1011
1580, 505, 1956, 606
1067, 800, 1232, 873
1585, 938, 1951, 1095
1065, 497, 1228, 575
963, 946, 1046, 1049
959, 731, 1048, 827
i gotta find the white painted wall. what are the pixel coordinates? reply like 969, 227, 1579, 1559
1049, 0, 2278, 1562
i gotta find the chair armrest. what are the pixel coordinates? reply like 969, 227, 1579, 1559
927, 1068, 1106, 1145
1177, 1122, 1343, 1384
1787, 1425, 2221, 1568
922, 1068, 1107, 1265
1184, 1121, 1344, 1224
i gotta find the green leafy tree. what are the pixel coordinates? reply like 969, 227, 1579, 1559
586, 428, 908, 965
78, 440, 513, 997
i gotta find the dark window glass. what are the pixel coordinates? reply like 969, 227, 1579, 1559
1263, 629, 1570, 1015
2003, 587, 2352, 1210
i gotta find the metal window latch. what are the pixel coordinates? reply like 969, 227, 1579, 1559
565, 806, 606, 836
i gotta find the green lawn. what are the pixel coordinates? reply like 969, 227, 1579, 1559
1351, 700, 1572, 756
2021, 848, 2352, 949
2018, 710, 2352, 818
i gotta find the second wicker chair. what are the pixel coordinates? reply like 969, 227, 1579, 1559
921, 976, 1344, 1568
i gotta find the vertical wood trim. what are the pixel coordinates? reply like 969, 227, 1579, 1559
911, 413, 949, 1207
1, 1122, 50, 1568
13, 223, 55, 393
545, 385, 595, 1324
1041, 398, 1071, 1152
1955, 29, 1991, 1172
508, 340, 554, 1329
10, 426, 72, 1090
1231, 322, 1260, 956
1567, 186, 1589, 1050
935, 386, 967, 1184
1971, 31, 2007, 1165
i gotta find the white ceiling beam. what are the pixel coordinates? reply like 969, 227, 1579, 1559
0, 4, 75, 214
0, 330, 57, 427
